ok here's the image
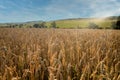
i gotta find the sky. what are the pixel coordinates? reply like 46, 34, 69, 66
0, 0, 120, 23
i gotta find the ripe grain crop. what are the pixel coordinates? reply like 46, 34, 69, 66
0, 28, 120, 80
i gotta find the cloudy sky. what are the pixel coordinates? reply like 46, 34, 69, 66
0, 0, 120, 23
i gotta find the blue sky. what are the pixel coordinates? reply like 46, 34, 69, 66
0, 0, 120, 23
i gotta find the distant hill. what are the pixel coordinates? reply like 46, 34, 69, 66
46, 16, 118, 28
0, 16, 118, 28
0, 20, 43, 28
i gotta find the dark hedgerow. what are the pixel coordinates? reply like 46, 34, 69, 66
88, 22, 101, 29
112, 16, 120, 29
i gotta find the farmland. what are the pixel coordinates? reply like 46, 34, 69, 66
0, 28, 120, 80
46, 18, 116, 29
0, 16, 117, 29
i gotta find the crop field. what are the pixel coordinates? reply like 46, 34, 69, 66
0, 28, 120, 80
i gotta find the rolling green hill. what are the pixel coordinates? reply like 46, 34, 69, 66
46, 17, 117, 29
0, 16, 118, 29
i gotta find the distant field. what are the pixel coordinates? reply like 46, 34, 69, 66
0, 28, 120, 80
0, 17, 117, 29
46, 18, 117, 28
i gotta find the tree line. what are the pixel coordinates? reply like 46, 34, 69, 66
0, 21, 57, 28
0, 16, 120, 29
112, 16, 120, 29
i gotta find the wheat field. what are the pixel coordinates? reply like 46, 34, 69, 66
0, 28, 120, 80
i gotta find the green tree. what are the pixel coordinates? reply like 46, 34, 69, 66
88, 22, 100, 29
111, 16, 120, 29
50, 21, 56, 28
33, 24, 40, 28
40, 22, 47, 28
19, 24, 23, 28
115, 16, 120, 29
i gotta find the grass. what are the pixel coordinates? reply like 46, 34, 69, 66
0, 17, 117, 29
0, 28, 120, 80
46, 19, 116, 28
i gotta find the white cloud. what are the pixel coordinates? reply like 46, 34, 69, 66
0, 0, 120, 22
44, 0, 120, 19
88, 0, 120, 17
